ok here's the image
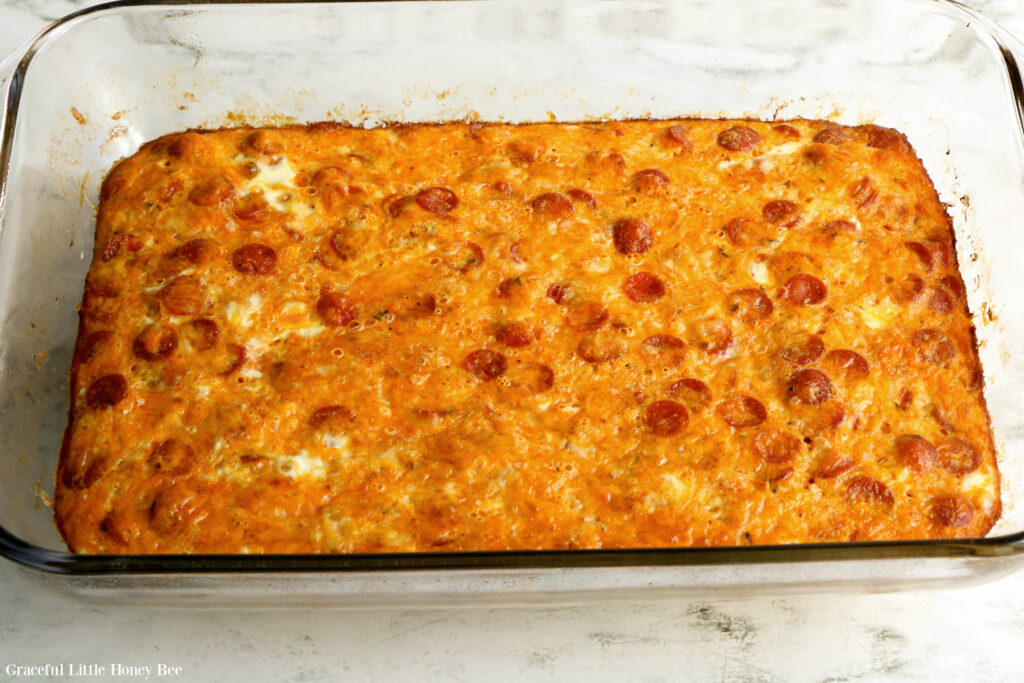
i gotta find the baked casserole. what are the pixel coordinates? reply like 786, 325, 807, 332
55, 119, 999, 553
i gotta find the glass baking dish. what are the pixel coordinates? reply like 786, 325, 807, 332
3, 0, 1024, 608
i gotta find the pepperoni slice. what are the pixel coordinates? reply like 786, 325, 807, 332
567, 188, 596, 207
312, 168, 358, 209
782, 274, 827, 306
798, 138, 837, 164
530, 365, 555, 393
762, 200, 801, 226
779, 334, 824, 365
592, 150, 626, 172
717, 396, 767, 428
159, 275, 204, 316
754, 430, 802, 464
930, 495, 975, 528
912, 329, 956, 367
724, 218, 761, 247
509, 241, 525, 263
668, 378, 711, 412
309, 405, 355, 428
643, 400, 689, 436
577, 333, 624, 363
242, 130, 283, 155
726, 288, 773, 322
773, 124, 801, 138
531, 193, 574, 221
391, 292, 436, 320
849, 177, 878, 209
924, 236, 954, 268
717, 126, 761, 152
185, 318, 219, 351
312, 165, 352, 188
546, 283, 571, 304
905, 241, 933, 271
612, 218, 653, 254
317, 292, 357, 327
823, 349, 870, 382
327, 230, 357, 263
666, 125, 692, 148
937, 438, 982, 476
691, 318, 733, 356
565, 301, 609, 332
234, 194, 270, 221
786, 369, 833, 405
178, 238, 217, 265
416, 187, 458, 214
643, 334, 686, 350
188, 177, 235, 207
507, 140, 540, 163
149, 439, 195, 476
495, 322, 533, 347
61, 450, 109, 490
928, 288, 953, 315
895, 434, 937, 473
623, 272, 666, 303
462, 349, 507, 380
133, 325, 178, 361
86, 374, 128, 409
813, 127, 848, 145
496, 277, 524, 299
387, 195, 415, 218
846, 475, 895, 506
442, 241, 484, 273
232, 244, 277, 275
819, 220, 857, 242
100, 234, 140, 262
894, 274, 925, 303
632, 169, 670, 194
238, 160, 260, 179
804, 143, 835, 165
939, 274, 965, 300
216, 344, 247, 376
77, 330, 115, 363
811, 450, 855, 479
864, 125, 905, 150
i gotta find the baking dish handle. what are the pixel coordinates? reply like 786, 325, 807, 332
0, 34, 38, 167
984, 16, 1024, 162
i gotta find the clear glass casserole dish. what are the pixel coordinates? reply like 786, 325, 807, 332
3, 0, 1024, 607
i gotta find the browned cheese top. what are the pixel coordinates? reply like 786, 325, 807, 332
55, 119, 999, 553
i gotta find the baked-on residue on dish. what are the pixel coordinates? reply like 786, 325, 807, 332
55, 119, 1000, 553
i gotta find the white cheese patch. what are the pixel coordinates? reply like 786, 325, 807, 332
282, 301, 307, 316
749, 261, 771, 285
582, 256, 611, 275
861, 298, 899, 330
238, 366, 263, 380
276, 450, 328, 479
716, 141, 805, 171
661, 473, 692, 502
321, 433, 351, 450
225, 293, 264, 329
295, 323, 326, 338
765, 141, 804, 157
239, 155, 313, 221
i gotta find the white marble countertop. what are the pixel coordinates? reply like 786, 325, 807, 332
3, 1, 1024, 681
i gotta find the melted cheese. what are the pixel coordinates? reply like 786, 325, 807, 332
57, 119, 1000, 554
